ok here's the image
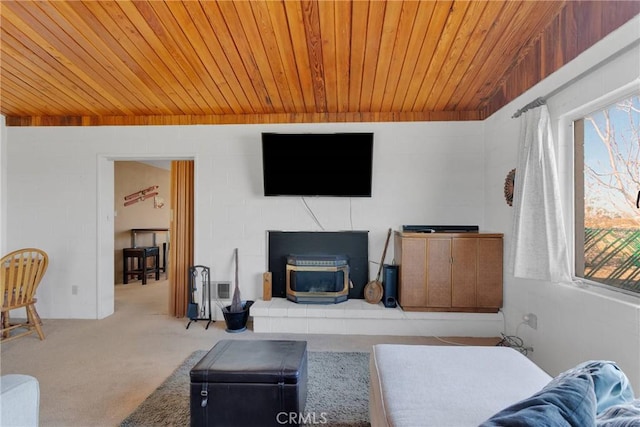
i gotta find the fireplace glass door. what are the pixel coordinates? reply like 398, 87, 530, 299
286, 255, 349, 304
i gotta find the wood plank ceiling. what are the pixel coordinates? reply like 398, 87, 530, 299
0, 1, 638, 126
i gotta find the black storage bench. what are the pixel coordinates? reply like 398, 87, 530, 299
190, 339, 308, 427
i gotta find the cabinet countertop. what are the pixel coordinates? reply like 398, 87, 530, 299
397, 231, 503, 238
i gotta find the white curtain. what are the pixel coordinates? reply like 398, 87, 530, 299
509, 104, 572, 283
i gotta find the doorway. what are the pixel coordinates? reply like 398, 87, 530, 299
96, 155, 194, 320
115, 161, 171, 288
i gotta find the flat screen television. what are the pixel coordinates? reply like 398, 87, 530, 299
262, 132, 373, 197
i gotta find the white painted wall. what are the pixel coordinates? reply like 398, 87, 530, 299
484, 16, 640, 391
5, 121, 486, 320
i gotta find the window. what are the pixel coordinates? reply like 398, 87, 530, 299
574, 94, 640, 294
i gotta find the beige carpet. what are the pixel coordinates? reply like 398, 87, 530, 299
0, 279, 498, 427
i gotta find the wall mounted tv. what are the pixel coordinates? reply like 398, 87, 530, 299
261, 132, 373, 197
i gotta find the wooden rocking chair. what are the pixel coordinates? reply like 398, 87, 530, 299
1, 248, 49, 342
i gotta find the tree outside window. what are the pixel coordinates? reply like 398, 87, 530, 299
576, 95, 640, 293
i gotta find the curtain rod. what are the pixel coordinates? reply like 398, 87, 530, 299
511, 97, 547, 118
509, 38, 640, 119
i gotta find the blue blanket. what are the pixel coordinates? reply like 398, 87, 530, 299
597, 400, 640, 426
480, 360, 637, 427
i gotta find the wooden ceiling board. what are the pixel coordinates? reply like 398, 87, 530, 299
117, 1, 207, 115
397, 0, 453, 112
198, 1, 264, 114
359, 0, 386, 112
140, 0, 219, 115
216, 1, 277, 113
317, 0, 336, 113
168, 0, 243, 114
300, 0, 327, 113
40, 0, 167, 115
1, 32, 95, 115
181, 1, 249, 113
369, 0, 403, 112
1, 70, 49, 115
150, 0, 230, 114
428, 0, 495, 111
263, 0, 306, 113
413, 0, 480, 112
333, 0, 351, 113
3, 1, 138, 115
576, 1, 602, 52
237, 0, 294, 112
2, 58, 68, 115
347, 0, 369, 113
62, 1, 181, 115
470, 1, 565, 108
378, 0, 421, 111
1, 7, 90, 115
282, 0, 317, 113
454, 2, 542, 110
443, 0, 519, 111
387, 0, 437, 112
1, 0, 637, 126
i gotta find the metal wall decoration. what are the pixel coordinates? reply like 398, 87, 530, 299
124, 185, 159, 207
504, 169, 516, 206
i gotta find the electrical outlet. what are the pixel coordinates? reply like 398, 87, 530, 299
523, 313, 537, 330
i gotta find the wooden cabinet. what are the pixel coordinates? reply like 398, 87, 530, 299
394, 232, 503, 312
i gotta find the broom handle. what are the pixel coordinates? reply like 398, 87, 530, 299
235, 248, 239, 292
376, 228, 392, 281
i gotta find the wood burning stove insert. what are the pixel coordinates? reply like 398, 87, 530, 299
286, 254, 349, 304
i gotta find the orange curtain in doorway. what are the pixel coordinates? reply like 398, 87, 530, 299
169, 160, 194, 317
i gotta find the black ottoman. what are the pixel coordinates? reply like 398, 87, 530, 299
190, 340, 308, 427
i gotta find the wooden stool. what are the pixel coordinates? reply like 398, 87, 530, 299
123, 247, 160, 285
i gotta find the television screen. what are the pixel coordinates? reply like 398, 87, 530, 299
262, 132, 373, 197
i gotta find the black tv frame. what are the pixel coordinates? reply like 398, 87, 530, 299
261, 132, 373, 197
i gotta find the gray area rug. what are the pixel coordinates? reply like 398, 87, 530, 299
120, 350, 370, 427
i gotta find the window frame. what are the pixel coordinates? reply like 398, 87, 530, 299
561, 85, 640, 299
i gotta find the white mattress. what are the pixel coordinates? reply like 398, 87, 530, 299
369, 345, 552, 427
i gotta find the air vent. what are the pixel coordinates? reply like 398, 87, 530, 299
217, 282, 230, 300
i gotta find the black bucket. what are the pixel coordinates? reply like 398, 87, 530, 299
222, 300, 254, 333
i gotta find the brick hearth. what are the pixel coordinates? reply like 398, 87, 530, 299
250, 298, 502, 336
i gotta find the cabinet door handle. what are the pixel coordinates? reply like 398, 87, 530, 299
637, 190, 639, 209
